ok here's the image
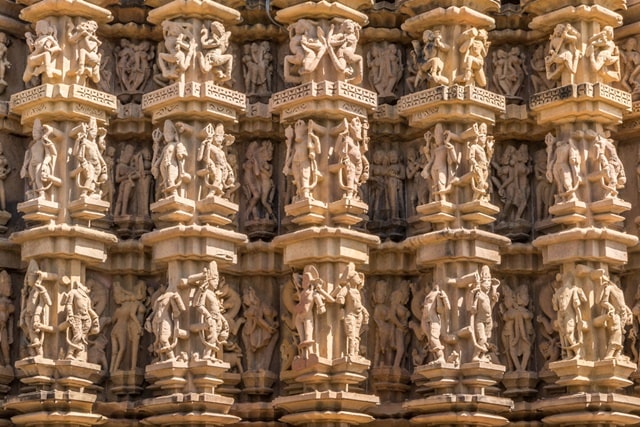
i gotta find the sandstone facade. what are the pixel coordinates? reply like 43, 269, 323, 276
1, 0, 640, 426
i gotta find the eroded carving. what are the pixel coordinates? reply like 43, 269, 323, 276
367, 42, 403, 97
116, 39, 154, 92
242, 41, 272, 96
0, 32, 9, 94
0, 271, 13, 366
110, 281, 146, 372
243, 140, 275, 221
492, 47, 525, 97
501, 284, 534, 371
241, 287, 278, 371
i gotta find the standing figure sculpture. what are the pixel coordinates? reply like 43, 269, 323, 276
421, 282, 451, 365
21, 119, 60, 201
0, 142, 10, 211
0, 271, 13, 366
110, 281, 146, 372
462, 123, 494, 202
333, 263, 369, 359
367, 42, 403, 97
456, 27, 490, 87
197, 123, 236, 199
621, 37, 640, 94
199, 21, 233, 83
422, 123, 459, 202
190, 262, 229, 361
19, 261, 53, 358
545, 23, 582, 84
545, 132, 582, 203
283, 120, 322, 202
242, 41, 272, 95
61, 277, 100, 361
0, 32, 9, 94
145, 279, 186, 362
334, 117, 369, 200
596, 273, 632, 361
552, 271, 587, 360
151, 120, 191, 199
501, 285, 534, 371
71, 118, 108, 198
406, 148, 429, 213
292, 265, 333, 359
68, 20, 102, 84
467, 266, 500, 362
589, 131, 626, 199
241, 287, 278, 371
24, 19, 62, 83
113, 145, 137, 216
115, 39, 154, 92
243, 140, 275, 221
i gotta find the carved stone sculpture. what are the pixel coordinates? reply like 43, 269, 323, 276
189, 262, 229, 361
114, 145, 136, 216
493, 144, 531, 222
242, 41, 272, 96
324, 19, 363, 84
406, 147, 429, 213
283, 120, 322, 202
145, 279, 186, 362
545, 23, 582, 85
19, 261, 52, 358
492, 47, 525, 97
531, 44, 554, 93
292, 265, 333, 359
134, 148, 153, 217
368, 150, 388, 221
422, 123, 459, 203
413, 29, 450, 88
333, 263, 369, 359
621, 37, 640, 94
0, 271, 14, 366
196, 123, 236, 199
594, 272, 631, 361
23, 19, 62, 83
115, 39, 154, 92
61, 277, 100, 361
0, 32, 9, 94
334, 117, 370, 200
552, 271, 587, 360
243, 140, 275, 221
68, 19, 102, 85
151, 120, 191, 199
110, 281, 146, 372
241, 287, 278, 371
588, 131, 626, 199
385, 149, 405, 220
534, 149, 554, 221
501, 285, 534, 371
545, 132, 582, 204
587, 25, 620, 83
630, 286, 640, 365
421, 282, 451, 365
157, 20, 196, 85
466, 266, 500, 362
199, 21, 233, 83
367, 42, 403, 97
456, 27, 490, 87
0, 142, 10, 212
71, 118, 108, 198
462, 123, 494, 202
21, 119, 61, 201
284, 19, 325, 84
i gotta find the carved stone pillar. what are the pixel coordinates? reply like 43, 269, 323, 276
523, 1, 640, 425
5, 0, 118, 425
396, 0, 513, 424
138, 0, 248, 425
269, 1, 380, 425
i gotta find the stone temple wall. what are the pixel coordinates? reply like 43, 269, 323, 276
1, 0, 640, 425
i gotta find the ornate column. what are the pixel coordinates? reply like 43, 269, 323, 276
5, 0, 119, 425
524, 1, 640, 425
269, 0, 380, 426
397, 0, 513, 424
137, 0, 247, 425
